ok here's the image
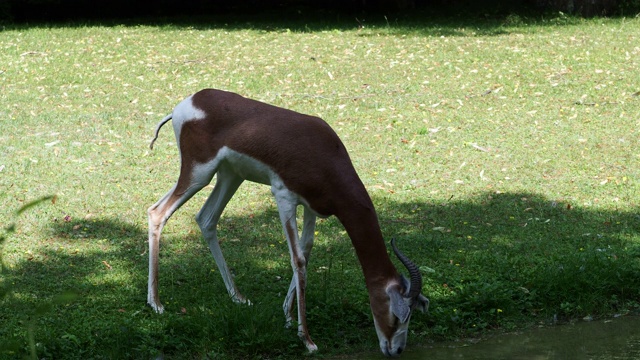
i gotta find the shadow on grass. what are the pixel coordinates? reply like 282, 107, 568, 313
1, 6, 584, 37
376, 191, 640, 338
1, 191, 639, 358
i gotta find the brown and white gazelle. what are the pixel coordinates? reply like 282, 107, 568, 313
147, 89, 428, 356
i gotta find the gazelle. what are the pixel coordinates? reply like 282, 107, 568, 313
147, 89, 428, 356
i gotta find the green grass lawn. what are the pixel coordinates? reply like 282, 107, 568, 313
1, 13, 639, 359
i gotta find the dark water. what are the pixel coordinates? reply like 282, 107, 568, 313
349, 316, 640, 359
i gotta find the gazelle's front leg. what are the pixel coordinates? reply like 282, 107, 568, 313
283, 206, 316, 328
273, 185, 318, 353
196, 166, 249, 304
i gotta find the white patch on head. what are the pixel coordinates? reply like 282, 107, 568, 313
373, 314, 409, 357
371, 281, 416, 357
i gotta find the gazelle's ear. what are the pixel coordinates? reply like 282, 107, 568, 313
415, 294, 429, 313
387, 287, 411, 323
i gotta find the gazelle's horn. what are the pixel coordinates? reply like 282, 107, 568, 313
391, 238, 422, 299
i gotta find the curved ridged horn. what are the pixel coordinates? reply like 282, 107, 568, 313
391, 238, 422, 299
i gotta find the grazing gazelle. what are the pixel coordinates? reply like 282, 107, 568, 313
147, 89, 428, 356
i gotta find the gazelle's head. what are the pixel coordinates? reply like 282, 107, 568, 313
372, 239, 429, 357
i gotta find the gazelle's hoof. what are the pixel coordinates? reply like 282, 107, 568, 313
305, 342, 318, 353
299, 332, 318, 353
148, 299, 165, 314
231, 294, 252, 306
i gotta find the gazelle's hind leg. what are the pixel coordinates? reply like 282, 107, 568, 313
195, 165, 249, 304
147, 162, 217, 313
283, 206, 316, 328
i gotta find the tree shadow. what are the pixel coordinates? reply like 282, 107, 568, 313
2, 4, 584, 37
1, 190, 639, 357
375, 191, 640, 337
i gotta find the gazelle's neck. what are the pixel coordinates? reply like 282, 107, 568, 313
335, 192, 399, 288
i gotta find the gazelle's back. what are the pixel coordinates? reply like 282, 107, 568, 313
176, 89, 365, 217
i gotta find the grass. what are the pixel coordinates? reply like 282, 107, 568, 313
1, 12, 640, 359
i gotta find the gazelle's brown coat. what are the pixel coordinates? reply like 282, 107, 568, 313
147, 89, 428, 356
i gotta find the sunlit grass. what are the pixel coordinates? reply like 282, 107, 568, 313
1, 13, 639, 359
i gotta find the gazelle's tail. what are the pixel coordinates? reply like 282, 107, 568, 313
149, 114, 173, 150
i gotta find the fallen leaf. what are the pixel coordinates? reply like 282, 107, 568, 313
419, 266, 436, 274
432, 227, 449, 233
469, 142, 489, 152
102, 261, 112, 270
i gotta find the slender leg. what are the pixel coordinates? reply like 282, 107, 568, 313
148, 184, 207, 312
283, 206, 316, 327
147, 161, 217, 313
273, 185, 318, 353
195, 165, 249, 304
283, 277, 297, 328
